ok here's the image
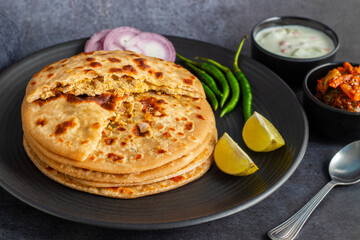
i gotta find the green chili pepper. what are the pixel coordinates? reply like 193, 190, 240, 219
176, 53, 229, 107
200, 82, 218, 111
233, 35, 252, 122
181, 61, 222, 97
196, 57, 240, 117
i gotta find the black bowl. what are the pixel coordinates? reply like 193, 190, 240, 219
303, 62, 360, 142
251, 16, 340, 89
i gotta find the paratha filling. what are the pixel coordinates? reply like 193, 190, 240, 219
34, 93, 122, 111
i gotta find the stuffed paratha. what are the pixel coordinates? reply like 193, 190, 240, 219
21, 50, 217, 198
25, 50, 204, 102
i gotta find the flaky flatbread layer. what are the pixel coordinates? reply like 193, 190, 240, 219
24, 135, 214, 187
24, 120, 215, 174
23, 131, 216, 185
24, 138, 213, 199
25, 50, 205, 102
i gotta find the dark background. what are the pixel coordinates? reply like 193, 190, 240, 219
0, 0, 359, 239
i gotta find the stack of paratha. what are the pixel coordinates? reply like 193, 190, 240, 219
21, 50, 217, 198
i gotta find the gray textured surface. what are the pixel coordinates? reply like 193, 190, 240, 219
0, 11, 23, 71
0, 0, 360, 239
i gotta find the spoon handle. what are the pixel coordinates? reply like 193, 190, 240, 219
268, 180, 337, 240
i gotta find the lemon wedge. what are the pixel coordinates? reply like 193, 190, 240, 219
214, 132, 258, 176
242, 111, 285, 152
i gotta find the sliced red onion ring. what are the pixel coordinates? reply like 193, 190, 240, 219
103, 26, 141, 51
84, 29, 111, 52
125, 44, 145, 55
124, 32, 176, 62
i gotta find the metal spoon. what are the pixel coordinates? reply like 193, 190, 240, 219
268, 140, 360, 240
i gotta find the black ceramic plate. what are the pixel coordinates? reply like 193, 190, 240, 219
0, 37, 308, 230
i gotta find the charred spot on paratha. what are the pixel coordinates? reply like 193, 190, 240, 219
122, 65, 137, 74
163, 132, 172, 138
140, 97, 167, 117
108, 57, 121, 63
132, 125, 150, 137
86, 57, 95, 62
109, 65, 137, 74
133, 58, 150, 70
43, 65, 55, 72
54, 118, 77, 135
109, 68, 122, 73
104, 137, 117, 145
155, 72, 163, 79
90, 62, 102, 68
185, 122, 193, 131
135, 154, 142, 160
196, 114, 205, 120
35, 118, 47, 127
107, 153, 124, 163
128, 52, 141, 57
183, 78, 193, 85
156, 148, 167, 154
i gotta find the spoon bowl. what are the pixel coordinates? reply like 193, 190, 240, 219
268, 140, 360, 240
329, 140, 360, 185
